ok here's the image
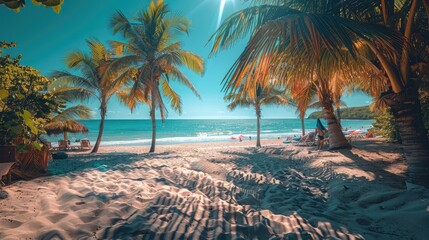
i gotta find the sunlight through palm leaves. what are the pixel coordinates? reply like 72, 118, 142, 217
51, 39, 135, 153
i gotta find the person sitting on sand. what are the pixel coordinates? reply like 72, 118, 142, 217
315, 118, 327, 150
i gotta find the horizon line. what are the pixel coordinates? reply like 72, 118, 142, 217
81, 118, 374, 120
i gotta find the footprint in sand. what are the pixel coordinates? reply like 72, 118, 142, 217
0, 218, 23, 228
46, 213, 69, 223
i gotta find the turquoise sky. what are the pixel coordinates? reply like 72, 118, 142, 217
0, 0, 372, 119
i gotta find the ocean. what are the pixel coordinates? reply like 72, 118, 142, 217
44, 119, 374, 146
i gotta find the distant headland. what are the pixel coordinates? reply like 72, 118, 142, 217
308, 106, 375, 120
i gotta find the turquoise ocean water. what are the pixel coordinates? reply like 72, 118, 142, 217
44, 119, 374, 146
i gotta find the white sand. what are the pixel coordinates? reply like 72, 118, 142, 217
0, 138, 428, 239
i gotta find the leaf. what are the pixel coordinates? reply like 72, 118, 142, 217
52, 5, 61, 14
32, 141, 42, 151
0, 89, 8, 99
20, 110, 39, 135
31, 0, 42, 6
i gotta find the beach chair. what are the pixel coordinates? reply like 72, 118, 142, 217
80, 139, 91, 150
58, 140, 70, 150
295, 132, 316, 146
347, 131, 365, 143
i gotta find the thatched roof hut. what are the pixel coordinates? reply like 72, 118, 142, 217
44, 120, 88, 140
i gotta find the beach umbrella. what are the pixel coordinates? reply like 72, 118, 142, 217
44, 119, 89, 140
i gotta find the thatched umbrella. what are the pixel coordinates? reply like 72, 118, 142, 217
44, 119, 89, 140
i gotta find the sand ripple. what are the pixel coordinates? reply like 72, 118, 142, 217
0, 141, 428, 239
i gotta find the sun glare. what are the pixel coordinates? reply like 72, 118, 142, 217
217, 0, 228, 28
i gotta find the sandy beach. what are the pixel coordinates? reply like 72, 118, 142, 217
0, 138, 428, 239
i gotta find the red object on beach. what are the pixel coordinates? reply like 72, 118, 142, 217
230, 136, 237, 140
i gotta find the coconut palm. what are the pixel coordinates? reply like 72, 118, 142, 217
345, 0, 429, 186
51, 39, 135, 153
226, 84, 288, 147
110, 0, 204, 153
291, 84, 318, 136
209, 2, 401, 149
211, 0, 429, 186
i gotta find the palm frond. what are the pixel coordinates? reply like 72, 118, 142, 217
209, 4, 296, 54
51, 86, 94, 102
50, 71, 98, 90
174, 50, 205, 75
161, 78, 182, 113
167, 66, 200, 98
53, 104, 93, 122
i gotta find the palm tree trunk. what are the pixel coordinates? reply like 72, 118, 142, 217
322, 102, 351, 150
91, 104, 106, 153
149, 110, 156, 153
149, 97, 156, 153
63, 132, 68, 141
336, 107, 342, 128
382, 86, 429, 187
301, 117, 305, 136
256, 104, 261, 147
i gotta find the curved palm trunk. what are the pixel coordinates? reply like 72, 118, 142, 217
382, 87, 429, 187
336, 107, 342, 128
301, 117, 305, 136
256, 104, 261, 147
91, 103, 107, 153
322, 102, 351, 150
149, 96, 156, 153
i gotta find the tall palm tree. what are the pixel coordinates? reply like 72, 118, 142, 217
344, 0, 429, 187
209, 1, 402, 148
110, 0, 204, 153
51, 39, 134, 153
211, 0, 429, 186
226, 84, 288, 147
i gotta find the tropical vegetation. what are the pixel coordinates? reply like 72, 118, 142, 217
51, 39, 135, 153
291, 85, 318, 136
210, 0, 429, 187
0, 0, 63, 13
309, 106, 375, 120
0, 41, 59, 150
110, 0, 204, 153
225, 84, 288, 147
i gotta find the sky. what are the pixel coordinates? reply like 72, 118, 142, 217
0, 0, 372, 119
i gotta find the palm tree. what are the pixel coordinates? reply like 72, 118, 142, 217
345, 0, 429, 187
226, 84, 288, 147
110, 0, 204, 153
51, 39, 134, 153
291, 84, 318, 136
210, 0, 429, 186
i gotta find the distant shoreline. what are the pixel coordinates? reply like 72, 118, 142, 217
307, 106, 375, 120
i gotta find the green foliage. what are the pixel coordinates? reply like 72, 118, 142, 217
0, 0, 63, 13
369, 109, 401, 143
308, 106, 375, 119
0, 42, 59, 146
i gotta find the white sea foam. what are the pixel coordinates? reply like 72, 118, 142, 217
100, 131, 300, 146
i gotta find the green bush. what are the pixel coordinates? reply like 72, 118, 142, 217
0, 42, 60, 149
368, 109, 401, 142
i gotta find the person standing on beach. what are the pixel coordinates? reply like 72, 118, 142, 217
315, 118, 327, 150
